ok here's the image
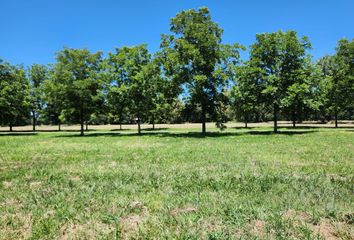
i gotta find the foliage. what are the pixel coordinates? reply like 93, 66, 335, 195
249, 30, 312, 131
0, 60, 30, 129
159, 7, 242, 134
28, 64, 47, 130
50, 48, 103, 135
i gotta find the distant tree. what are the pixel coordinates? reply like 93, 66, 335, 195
106, 45, 167, 134
51, 48, 103, 135
28, 64, 47, 131
335, 39, 354, 120
249, 30, 311, 132
42, 68, 65, 130
146, 58, 179, 129
132, 56, 166, 133
281, 58, 323, 127
159, 7, 242, 135
231, 63, 263, 128
317, 39, 354, 127
0, 60, 30, 131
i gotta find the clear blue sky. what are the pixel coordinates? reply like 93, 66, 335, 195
1, 0, 353, 66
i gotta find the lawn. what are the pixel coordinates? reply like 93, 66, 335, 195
0, 127, 353, 239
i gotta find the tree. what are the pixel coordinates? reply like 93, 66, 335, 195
0, 60, 30, 131
281, 58, 323, 127
52, 48, 103, 135
42, 68, 65, 131
159, 7, 242, 135
106, 45, 164, 134
335, 39, 354, 122
28, 64, 47, 131
317, 39, 354, 127
249, 30, 311, 132
231, 63, 263, 128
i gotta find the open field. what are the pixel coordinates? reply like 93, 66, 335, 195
0, 125, 353, 239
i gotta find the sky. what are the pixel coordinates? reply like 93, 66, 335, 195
1, 0, 353, 66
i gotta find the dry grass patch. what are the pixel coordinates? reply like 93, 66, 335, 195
2, 181, 13, 188
170, 206, 198, 216
29, 181, 42, 188
310, 219, 338, 240
248, 219, 267, 238
1, 198, 22, 210
283, 209, 310, 224
59, 220, 114, 240
68, 175, 81, 182
0, 213, 32, 240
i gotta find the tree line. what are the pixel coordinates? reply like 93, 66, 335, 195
1, 7, 353, 135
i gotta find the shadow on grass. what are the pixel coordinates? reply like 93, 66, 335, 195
143, 128, 169, 131
233, 125, 354, 130
110, 128, 132, 132
54, 129, 316, 138
285, 125, 354, 129
0, 132, 38, 136
0, 129, 97, 133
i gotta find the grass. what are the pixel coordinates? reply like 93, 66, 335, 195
0, 126, 353, 239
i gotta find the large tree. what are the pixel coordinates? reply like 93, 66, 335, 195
0, 60, 30, 131
159, 7, 242, 135
249, 30, 311, 132
51, 48, 103, 135
28, 64, 47, 131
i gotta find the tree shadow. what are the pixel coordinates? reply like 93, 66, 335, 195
143, 128, 169, 131
232, 127, 258, 130
0, 132, 38, 136
282, 125, 354, 129
54, 129, 316, 138
0, 129, 97, 133
110, 128, 132, 132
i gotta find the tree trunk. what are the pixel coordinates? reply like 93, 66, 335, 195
120, 123, 122, 130
32, 111, 36, 132
334, 110, 338, 128
245, 113, 248, 128
273, 104, 278, 133
201, 106, 206, 136
80, 120, 84, 136
152, 115, 155, 130
292, 110, 296, 128
9, 122, 13, 132
80, 108, 84, 136
85, 121, 88, 131
137, 117, 141, 134
58, 121, 61, 131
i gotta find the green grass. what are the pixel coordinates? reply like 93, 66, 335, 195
0, 127, 353, 239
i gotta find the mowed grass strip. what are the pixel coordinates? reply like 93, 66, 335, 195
0, 128, 353, 239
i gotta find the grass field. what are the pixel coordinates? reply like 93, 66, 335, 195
0, 125, 353, 239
